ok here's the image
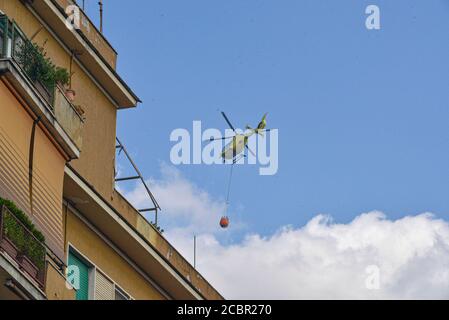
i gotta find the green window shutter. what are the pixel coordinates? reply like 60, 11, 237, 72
68, 252, 90, 300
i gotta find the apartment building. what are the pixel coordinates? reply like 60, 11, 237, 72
0, 0, 222, 300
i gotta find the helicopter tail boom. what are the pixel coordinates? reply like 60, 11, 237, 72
246, 126, 265, 137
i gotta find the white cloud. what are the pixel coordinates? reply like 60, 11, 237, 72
170, 213, 449, 299
122, 164, 449, 299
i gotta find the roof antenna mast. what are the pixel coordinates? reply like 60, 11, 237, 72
98, 0, 103, 33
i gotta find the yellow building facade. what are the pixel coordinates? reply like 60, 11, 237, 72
0, 0, 222, 300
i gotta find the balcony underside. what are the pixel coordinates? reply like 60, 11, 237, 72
0, 252, 46, 300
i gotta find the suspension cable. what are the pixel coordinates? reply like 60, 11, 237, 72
225, 164, 234, 214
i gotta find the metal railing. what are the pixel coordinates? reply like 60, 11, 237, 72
1, 15, 54, 104
0, 15, 6, 57
0, 14, 84, 150
0, 205, 46, 289
53, 0, 118, 69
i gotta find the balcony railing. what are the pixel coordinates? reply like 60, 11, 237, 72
0, 15, 5, 58
0, 205, 46, 289
0, 14, 83, 151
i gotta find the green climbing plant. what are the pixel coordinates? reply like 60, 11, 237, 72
14, 40, 70, 97
0, 197, 46, 270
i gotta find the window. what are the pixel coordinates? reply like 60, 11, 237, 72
115, 286, 130, 300
67, 246, 133, 300
95, 270, 114, 300
68, 251, 91, 300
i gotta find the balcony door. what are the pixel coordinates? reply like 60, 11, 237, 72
68, 252, 90, 300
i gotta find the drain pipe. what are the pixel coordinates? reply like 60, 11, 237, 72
28, 116, 41, 215
99, 0, 103, 33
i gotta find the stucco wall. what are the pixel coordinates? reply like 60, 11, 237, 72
0, 79, 66, 259
1, 0, 223, 300
45, 263, 76, 300
0, 0, 118, 200
65, 208, 166, 300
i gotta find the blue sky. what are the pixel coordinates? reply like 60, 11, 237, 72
71, 0, 449, 299
81, 0, 449, 237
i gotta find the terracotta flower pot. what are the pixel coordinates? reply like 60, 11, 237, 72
18, 254, 45, 289
0, 237, 19, 260
74, 104, 85, 117
17, 254, 39, 280
65, 89, 76, 102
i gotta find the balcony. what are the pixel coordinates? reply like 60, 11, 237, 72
0, 201, 69, 300
13, 0, 139, 108
0, 204, 46, 289
0, 14, 83, 156
53, 0, 118, 69
53, 85, 83, 150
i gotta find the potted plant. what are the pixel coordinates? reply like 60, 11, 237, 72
0, 205, 22, 259
54, 67, 70, 88
0, 197, 46, 283
15, 41, 71, 104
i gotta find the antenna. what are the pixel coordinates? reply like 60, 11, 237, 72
193, 235, 196, 268
98, 0, 103, 33
115, 138, 161, 226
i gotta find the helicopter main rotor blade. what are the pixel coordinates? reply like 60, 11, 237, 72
221, 111, 236, 132
256, 129, 271, 133
209, 136, 234, 142
246, 145, 256, 157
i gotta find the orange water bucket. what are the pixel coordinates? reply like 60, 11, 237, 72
219, 216, 230, 228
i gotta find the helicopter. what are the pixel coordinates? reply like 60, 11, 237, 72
210, 111, 272, 229
210, 112, 271, 164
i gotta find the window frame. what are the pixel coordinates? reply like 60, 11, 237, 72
67, 243, 134, 300
67, 245, 95, 300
